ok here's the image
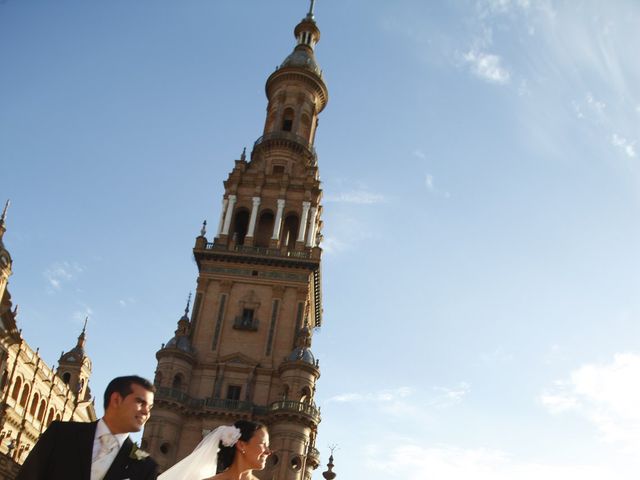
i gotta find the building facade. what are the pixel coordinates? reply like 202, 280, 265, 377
0, 202, 97, 478
142, 5, 329, 480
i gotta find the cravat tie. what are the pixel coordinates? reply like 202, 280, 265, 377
91, 434, 119, 480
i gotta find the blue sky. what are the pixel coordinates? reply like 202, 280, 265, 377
2, 1, 640, 478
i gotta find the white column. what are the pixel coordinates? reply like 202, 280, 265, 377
216, 198, 228, 237
272, 199, 286, 240
306, 207, 318, 247
297, 201, 311, 242
246, 197, 261, 238
221, 195, 236, 236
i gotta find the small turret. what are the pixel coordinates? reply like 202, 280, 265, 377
57, 318, 92, 400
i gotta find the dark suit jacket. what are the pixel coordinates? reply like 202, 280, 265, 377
16, 420, 158, 480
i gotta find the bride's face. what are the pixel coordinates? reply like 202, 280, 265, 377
239, 428, 271, 470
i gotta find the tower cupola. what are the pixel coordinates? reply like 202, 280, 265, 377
57, 318, 92, 400
162, 294, 195, 355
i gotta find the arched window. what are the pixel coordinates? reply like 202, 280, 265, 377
37, 399, 47, 422
300, 386, 311, 403
19, 383, 30, 407
11, 376, 22, 401
30, 392, 39, 416
231, 209, 250, 246
172, 373, 183, 391
46, 408, 54, 426
282, 108, 294, 132
282, 214, 299, 251
255, 211, 275, 248
55, 413, 61, 421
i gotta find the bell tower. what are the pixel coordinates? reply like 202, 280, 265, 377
143, 4, 327, 480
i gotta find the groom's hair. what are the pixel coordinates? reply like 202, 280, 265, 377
103, 375, 155, 409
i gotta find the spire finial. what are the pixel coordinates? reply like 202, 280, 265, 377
82, 316, 88, 335
241, 147, 247, 162
200, 219, 207, 237
308, 0, 316, 18
185, 292, 192, 315
0, 200, 9, 223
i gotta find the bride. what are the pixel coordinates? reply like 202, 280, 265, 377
158, 420, 271, 480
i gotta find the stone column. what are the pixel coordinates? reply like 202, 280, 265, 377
306, 207, 318, 247
246, 197, 261, 238
216, 198, 228, 237
297, 201, 311, 242
221, 195, 236, 236
272, 199, 286, 240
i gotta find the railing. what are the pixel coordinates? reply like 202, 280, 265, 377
253, 131, 317, 162
204, 243, 312, 260
269, 400, 320, 422
156, 388, 320, 421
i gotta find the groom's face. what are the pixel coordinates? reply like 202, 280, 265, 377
110, 383, 154, 433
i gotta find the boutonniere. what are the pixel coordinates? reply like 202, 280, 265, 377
129, 442, 150, 461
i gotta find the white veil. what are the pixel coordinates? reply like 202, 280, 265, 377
158, 425, 241, 480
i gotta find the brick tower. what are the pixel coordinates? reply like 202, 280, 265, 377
142, 4, 328, 479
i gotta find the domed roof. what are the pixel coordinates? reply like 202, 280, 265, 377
165, 334, 195, 354
287, 346, 316, 364
280, 46, 321, 76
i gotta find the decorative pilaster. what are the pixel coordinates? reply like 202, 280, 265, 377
221, 195, 237, 236
297, 201, 311, 243
246, 197, 261, 238
272, 199, 286, 240
216, 198, 229, 237
306, 206, 318, 247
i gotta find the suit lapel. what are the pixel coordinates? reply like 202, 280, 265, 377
79, 421, 98, 478
104, 436, 132, 480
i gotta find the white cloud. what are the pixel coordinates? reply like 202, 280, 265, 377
610, 134, 636, 158
463, 50, 511, 84
72, 305, 93, 325
413, 149, 427, 160
324, 190, 386, 205
328, 387, 413, 404
585, 92, 606, 114
363, 443, 623, 480
540, 353, 640, 451
43, 261, 84, 291
430, 382, 470, 407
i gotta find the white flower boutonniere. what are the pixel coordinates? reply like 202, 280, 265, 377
219, 425, 242, 447
129, 443, 150, 461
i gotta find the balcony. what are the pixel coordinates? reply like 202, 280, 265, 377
253, 131, 317, 164
155, 388, 321, 423
269, 400, 321, 423
306, 446, 321, 468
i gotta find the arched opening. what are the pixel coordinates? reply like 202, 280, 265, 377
11, 376, 22, 401
254, 211, 275, 248
231, 209, 250, 246
0, 371, 7, 389
172, 373, 183, 391
282, 108, 294, 132
282, 214, 299, 251
19, 383, 30, 408
46, 408, 54, 426
37, 399, 46, 422
55, 413, 61, 421
300, 386, 311, 403
29, 392, 39, 416
62, 372, 71, 384
154, 371, 163, 387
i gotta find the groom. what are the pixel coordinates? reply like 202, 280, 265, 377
17, 375, 158, 480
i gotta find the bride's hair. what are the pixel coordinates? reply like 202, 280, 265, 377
217, 420, 267, 472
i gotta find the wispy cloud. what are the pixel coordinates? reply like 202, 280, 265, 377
424, 173, 451, 198
324, 190, 386, 205
610, 134, 636, 158
328, 387, 413, 403
363, 442, 623, 480
72, 304, 93, 325
463, 50, 511, 84
540, 353, 640, 451
43, 261, 84, 291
